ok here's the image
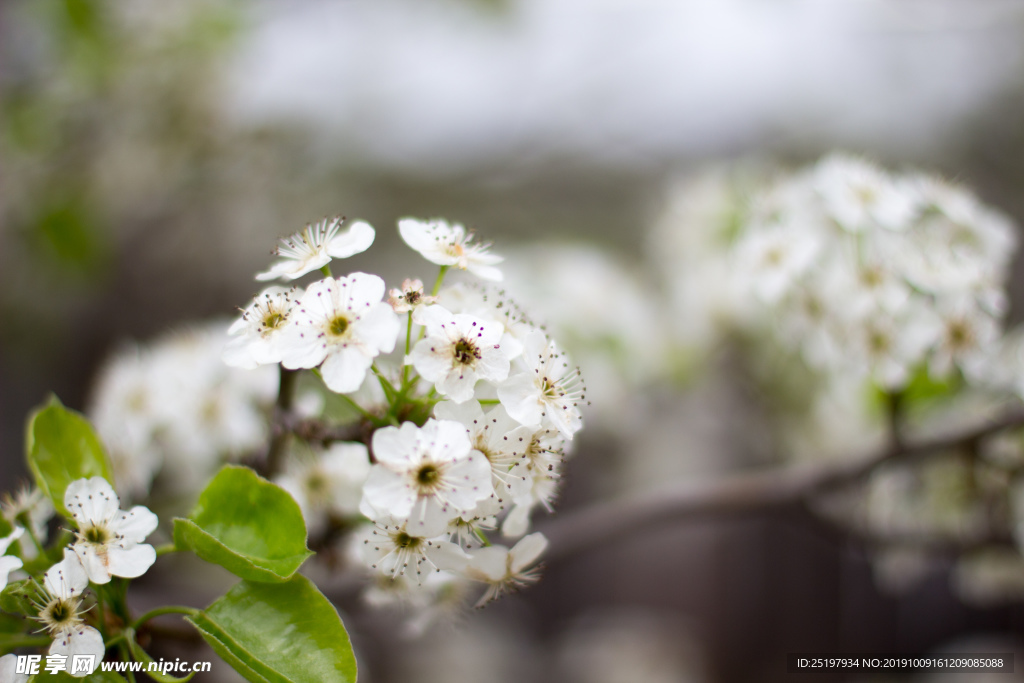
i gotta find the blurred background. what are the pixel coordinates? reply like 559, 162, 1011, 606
5, 1, 1024, 681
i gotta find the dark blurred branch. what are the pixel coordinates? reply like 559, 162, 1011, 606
276, 412, 366, 445
264, 367, 298, 475
541, 407, 1024, 563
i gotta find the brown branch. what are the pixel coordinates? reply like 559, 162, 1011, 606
264, 367, 298, 475
276, 412, 366, 445
539, 407, 1024, 563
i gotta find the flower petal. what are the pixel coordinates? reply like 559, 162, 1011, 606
64, 477, 119, 527
105, 544, 156, 579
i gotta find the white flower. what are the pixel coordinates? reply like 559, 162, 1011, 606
388, 278, 438, 314
734, 223, 821, 303
275, 442, 371, 535
435, 400, 535, 507
0, 654, 29, 683
842, 307, 940, 389
358, 515, 469, 584
407, 306, 515, 403
223, 286, 301, 369
360, 419, 493, 537
813, 154, 920, 233
498, 329, 585, 438
65, 477, 158, 584
464, 532, 548, 606
36, 550, 105, 677
256, 217, 375, 281
398, 217, 504, 281
276, 273, 400, 393
0, 527, 24, 591
446, 513, 497, 550
929, 296, 1001, 380
502, 426, 566, 537
2, 486, 52, 560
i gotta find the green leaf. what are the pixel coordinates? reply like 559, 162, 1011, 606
1, 633, 50, 654
28, 670, 127, 682
1, 579, 37, 617
127, 633, 195, 682
25, 396, 114, 516
188, 575, 357, 683
173, 466, 312, 583
0, 611, 25, 633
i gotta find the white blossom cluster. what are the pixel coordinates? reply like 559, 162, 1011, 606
88, 324, 278, 498
732, 153, 1016, 392
224, 216, 586, 608
0, 478, 159, 677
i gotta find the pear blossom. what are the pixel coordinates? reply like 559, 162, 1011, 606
813, 154, 920, 232
446, 513, 498, 550
929, 296, 1001, 380
223, 286, 300, 368
389, 278, 437, 314
65, 477, 158, 584
358, 515, 469, 584
498, 329, 585, 438
256, 217, 375, 281
464, 532, 548, 606
2, 486, 52, 559
407, 306, 515, 403
36, 550, 104, 677
734, 223, 820, 303
433, 283, 529, 359
0, 654, 29, 683
276, 442, 371, 535
360, 419, 492, 537
435, 400, 535, 506
398, 217, 503, 281
503, 426, 567, 537
0, 527, 24, 591
275, 273, 400, 393
841, 307, 941, 389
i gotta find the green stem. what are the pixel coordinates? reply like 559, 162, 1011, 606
1, 635, 49, 648
96, 591, 107, 639
477, 399, 500, 406
405, 311, 414, 356
474, 528, 492, 547
336, 392, 380, 424
401, 311, 414, 387
120, 641, 138, 683
320, 264, 333, 278
131, 605, 200, 630
886, 389, 905, 449
414, 265, 450, 348
431, 265, 449, 297
372, 364, 399, 403
155, 543, 177, 558
105, 631, 129, 648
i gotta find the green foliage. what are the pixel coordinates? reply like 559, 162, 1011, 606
188, 576, 357, 683
173, 466, 313, 583
0, 579, 37, 617
25, 395, 115, 516
29, 670, 128, 681
127, 634, 196, 682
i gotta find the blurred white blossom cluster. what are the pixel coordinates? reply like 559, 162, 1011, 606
219, 216, 585, 610
733, 154, 1016, 392
649, 154, 1024, 602
651, 156, 1024, 458
88, 324, 278, 499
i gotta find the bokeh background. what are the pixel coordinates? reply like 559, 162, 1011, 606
5, 1, 1024, 681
